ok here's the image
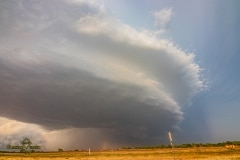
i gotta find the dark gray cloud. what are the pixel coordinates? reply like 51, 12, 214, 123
0, 0, 202, 149
0, 53, 180, 146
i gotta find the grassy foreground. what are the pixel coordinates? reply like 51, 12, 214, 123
1, 147, 240, 160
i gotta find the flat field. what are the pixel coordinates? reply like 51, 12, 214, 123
1, 147, 240, 160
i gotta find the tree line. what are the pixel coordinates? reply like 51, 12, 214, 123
121, 141, 240, 149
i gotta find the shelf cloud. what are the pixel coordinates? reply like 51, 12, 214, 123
0, 0, 203, 149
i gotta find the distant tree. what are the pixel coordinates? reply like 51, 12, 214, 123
58, 148, 64, 152
226, 141, 232, 145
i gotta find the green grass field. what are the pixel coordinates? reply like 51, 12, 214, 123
1, 147, 240, 160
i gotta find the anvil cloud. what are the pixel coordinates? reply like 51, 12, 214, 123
0, 0, 203, 149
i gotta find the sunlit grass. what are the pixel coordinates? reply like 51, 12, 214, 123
1, 147, 240, 160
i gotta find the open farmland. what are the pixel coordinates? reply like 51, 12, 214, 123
1, 147, 240, 160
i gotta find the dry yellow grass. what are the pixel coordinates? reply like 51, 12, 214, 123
1, 147, 240, 160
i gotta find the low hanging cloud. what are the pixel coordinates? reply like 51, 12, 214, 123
0, 0, 203, 149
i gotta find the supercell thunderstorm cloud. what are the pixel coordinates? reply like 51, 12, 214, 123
0, 0, 203, 149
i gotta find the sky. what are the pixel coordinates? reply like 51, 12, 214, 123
0, 0, 239, 151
